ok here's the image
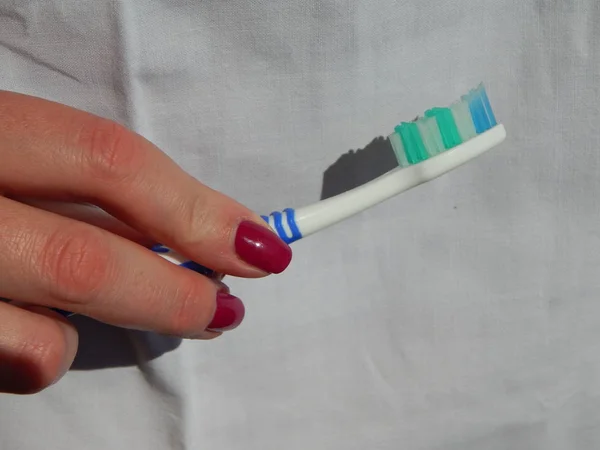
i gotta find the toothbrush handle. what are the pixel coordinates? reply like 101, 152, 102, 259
260, 209, 302, 245
150, 208, 301, 275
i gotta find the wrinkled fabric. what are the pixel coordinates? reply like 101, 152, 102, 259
2, 1, 600, 449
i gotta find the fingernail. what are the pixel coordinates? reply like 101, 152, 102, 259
207, 292, 245, 332
235, 221, 292, 274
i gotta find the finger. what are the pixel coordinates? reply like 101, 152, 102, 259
7, 197, 223, 283
0, 196, 239, 337
0, 91, 292, 276
0, 301, 78, 394
13, 198, 152, 247
12, 198, 226, 281
205, 291, 245, 333
166, 280, 242, 339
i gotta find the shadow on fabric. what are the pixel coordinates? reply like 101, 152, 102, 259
70, 316, 182, 370
320, 135, 398, 200
70, 134, 392, 370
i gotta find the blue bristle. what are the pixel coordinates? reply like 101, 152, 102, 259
480, 87, 497, 127
468, 92, 490, 134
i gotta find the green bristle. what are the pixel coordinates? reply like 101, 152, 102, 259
416, 116, 445, 157
395, 122, 428, 164
425, 107, 463, 149
389, 131, 410, 168
451, 100, 476, 141
388, 85, 496, 168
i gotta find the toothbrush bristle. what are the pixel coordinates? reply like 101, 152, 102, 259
389, 84, 497, 168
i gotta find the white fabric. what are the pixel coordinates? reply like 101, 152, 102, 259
2, 1, 600, 448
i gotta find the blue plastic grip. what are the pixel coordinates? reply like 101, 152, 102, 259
284, 208, 302, 243
271, 211, 287, 242
179, 260, 215, 277
265, 208, 302, 244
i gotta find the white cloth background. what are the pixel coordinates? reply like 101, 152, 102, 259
1, 1, 600, 449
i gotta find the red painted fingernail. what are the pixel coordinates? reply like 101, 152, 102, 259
207, 292, 245, 332
235, 221, 292, 274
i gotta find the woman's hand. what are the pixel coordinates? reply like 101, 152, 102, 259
0, 90, 292, 394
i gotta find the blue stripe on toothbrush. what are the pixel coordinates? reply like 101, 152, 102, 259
283, 208, 302, 244
151, 244, 170, 253
179, 260, 215, 277
268, 209, 302, 244
150, 243, 215, 276
53, 308, 74, 318
271, 211, 288, 243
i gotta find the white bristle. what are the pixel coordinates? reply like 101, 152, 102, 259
389, 131, 409, 168
451, 99, 477, 141
417, 116, 445, 158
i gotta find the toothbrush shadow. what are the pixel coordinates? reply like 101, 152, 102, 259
320, 136, 398, 200
70, 135, 392, 371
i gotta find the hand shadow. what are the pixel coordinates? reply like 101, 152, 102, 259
69, 315, 182, 371
71, 134, 393, 370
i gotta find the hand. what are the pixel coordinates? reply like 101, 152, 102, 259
0, 91, 292, 394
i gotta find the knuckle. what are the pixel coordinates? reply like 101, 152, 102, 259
174, 194, 218, 246
76, 118, 144, 183
165, 279, 215, 337
37, 225, 112, 302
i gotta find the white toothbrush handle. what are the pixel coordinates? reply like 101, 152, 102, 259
285, 124, 505, 238
157, 124, 506, 269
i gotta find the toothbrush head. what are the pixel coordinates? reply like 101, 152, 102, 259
389, 84, 497, 168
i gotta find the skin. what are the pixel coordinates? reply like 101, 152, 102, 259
0, 90, 271, 394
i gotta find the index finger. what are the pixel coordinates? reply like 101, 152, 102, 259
0, 91, 292, 276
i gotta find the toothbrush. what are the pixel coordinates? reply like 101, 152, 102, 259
4, 83, 506, 317
156, 83, 506, 276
